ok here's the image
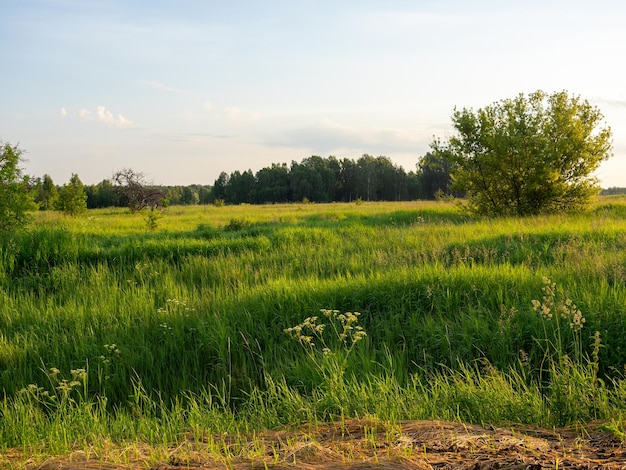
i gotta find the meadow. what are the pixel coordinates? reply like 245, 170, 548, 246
2, 198, 626, 466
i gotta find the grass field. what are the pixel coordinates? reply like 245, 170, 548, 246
2, 198, 626, 466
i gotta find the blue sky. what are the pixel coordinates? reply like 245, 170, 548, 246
2, 0, 626, 187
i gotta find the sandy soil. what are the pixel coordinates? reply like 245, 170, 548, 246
10, 419, 626, 469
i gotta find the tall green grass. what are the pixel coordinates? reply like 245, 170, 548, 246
2, 198, 626, 462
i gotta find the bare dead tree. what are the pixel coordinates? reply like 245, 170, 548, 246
112, 168, 165, 211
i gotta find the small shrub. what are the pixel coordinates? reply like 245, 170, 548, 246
145, 210, 162, 231
223, 218, 251, 232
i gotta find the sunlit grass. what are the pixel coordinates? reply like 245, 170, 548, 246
2, 197, 626, 465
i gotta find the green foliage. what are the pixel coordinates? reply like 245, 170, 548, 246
56, 173, 87, 216
145, 210, 162, 231
416, 149, 454, 199
0, 141, 36, 231
438, 90, 613, 216
213, 154, 415, 204
2, 201, 626, 457
223, 217, 251, 232
33, 173, 58, 210
85, 178, 119, 208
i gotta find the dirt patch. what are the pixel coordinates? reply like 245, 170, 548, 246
11, 420, 626, 469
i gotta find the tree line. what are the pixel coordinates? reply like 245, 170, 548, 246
27, 153, 454, 211
212, 154, 453, 205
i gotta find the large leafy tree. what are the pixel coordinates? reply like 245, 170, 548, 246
0, 141, 36, 231
436, 90, 613, 216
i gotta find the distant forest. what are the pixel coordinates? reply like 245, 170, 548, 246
80, 153, 456, 208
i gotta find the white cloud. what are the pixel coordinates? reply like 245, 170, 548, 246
203, 101, 213, 111
77, 106, 135, 128
79, 109, 93, 120
96, 106, 134, 128
59, 107, 67, 117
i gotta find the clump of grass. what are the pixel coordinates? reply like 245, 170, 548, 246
282, 309, 368, 418
223, 218, 250, 232
526, 276, 608, 426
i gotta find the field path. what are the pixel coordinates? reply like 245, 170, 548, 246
16, 419, 626, 469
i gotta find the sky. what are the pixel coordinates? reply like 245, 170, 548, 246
2, 0, 626, 187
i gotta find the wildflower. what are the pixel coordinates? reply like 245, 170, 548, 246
320, 309, 339, 318
56, 379, 78, 392
70, 368, 87, 380
569, 309, 586, 332
104, 344, 121, 355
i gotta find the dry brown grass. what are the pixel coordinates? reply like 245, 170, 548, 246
5, 419, 626, 469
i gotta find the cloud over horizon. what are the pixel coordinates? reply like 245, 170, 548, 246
73, 106, 135, 128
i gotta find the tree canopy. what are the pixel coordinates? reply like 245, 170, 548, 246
0, 141, 36, 231
56, 173, 87, 216
435, 90, 613, 216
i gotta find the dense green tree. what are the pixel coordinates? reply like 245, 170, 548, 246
56, 173, 87, 216
290, 156, 336, 202
227, 170, 255, 204
405, 170, 421, 200
373, 156, 404, 200
326, 156, 343, 200
212, 172, 229, 202
164, 186, 183, 205
33, 173, 58, 210
86, 179, 119, 208
0, 141, 36, 231
436, 90, 613, 216
416, 149, 454, 199
181, 186, 199, 205
338, 157, 358, 201
196, 185, 213, 204
289, 160, 317, 202
254, 163, 290, 203
355, 155, 378, 201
